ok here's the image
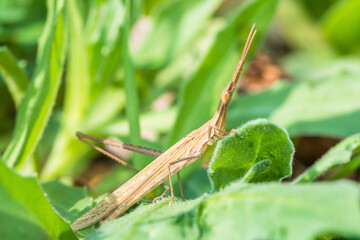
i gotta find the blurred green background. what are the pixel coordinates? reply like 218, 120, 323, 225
1, 0, 360, 199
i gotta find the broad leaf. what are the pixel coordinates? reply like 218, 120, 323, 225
294, 134, 360, 183
240, 159, 272, 183
42, 181, 93, 224
85, 181, 360, 240
208, 119, 294, 191
0, 160, 76, 239
42, 180, 95, 237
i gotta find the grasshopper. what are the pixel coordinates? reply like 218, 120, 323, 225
71, 25, 256, 231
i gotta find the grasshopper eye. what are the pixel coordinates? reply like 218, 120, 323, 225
221, 91, 230, 104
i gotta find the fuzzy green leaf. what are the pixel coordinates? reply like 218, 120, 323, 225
240, 159, 272, 183
0, 160, 76, 239
85, 181, 360, 240
208, 119, 294, 191
294, 134, 360, 183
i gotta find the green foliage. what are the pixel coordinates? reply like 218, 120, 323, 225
0, 159, 76, 239
295, 134, 360, 183
85, 182, 360, 240
227, 57, 360, 138
275, 0, 332, 53
209, 119, 294, 191
132, 0, 222, 68
169, 0, 278, 145
41, 0, 127, 179
70, 119, 360, 239
322, 0, 360, 53
0, 47, 29, 107
1, 0, 360, 239
42, 181, 93, 224
122, 0, 143, 168
42, 181, 95, 238
2, 0, 67, 171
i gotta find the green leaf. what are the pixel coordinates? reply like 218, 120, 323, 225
86, 0, 125, 99
42, 180, 93, 223
100, 107, 177, 137
240, 159, 272, 183
169, 0, 278, 145
41, 0, 91, 180
132, 0, 221, 68
0, 46, 29, 107
152, 20, 222, 93
3, 0, 67, 170
122, 0, 143, 169
0, 1, 45, 46
322, 0, 360, 53
41, 0, 127, 180
294, 134, 360, 183
0, 160, 76, 239
88, 165, 136, 197
85, 181, 360, 240
84, 87, 126, 131
42, 180, 95, 237
182, 166, 212, 199
63, 0, 91, 129
275, 0, 332, 53
331, 154, 360, 180
227, 58, 360, 138
208, 119, 294, 191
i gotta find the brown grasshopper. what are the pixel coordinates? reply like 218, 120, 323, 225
71, 25, 256, 231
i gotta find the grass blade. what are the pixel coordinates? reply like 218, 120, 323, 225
122, 0, 143, 168
294, 134, 360, 183
3, 0, 67, 170
41, 0, 91, 180
0, 47, 29, 107
169, 0, 278, 145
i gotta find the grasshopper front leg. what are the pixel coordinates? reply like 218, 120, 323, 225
168, 155, 202, 203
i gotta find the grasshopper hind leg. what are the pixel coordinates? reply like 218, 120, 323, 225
77, 131, 171, 203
